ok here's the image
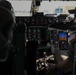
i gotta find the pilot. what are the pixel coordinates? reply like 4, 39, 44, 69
0, 0, 15, 75
0, 0, 15, 61
45, 35, 74, 75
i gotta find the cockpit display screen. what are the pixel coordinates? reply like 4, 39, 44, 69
59, 32, 67, 41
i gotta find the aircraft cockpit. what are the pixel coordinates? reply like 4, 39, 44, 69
15, 1, 76, 75
1, 0, 76, 75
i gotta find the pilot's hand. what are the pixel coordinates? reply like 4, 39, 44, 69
45, 64, 56, 75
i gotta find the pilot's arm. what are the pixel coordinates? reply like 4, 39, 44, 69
45, 44, 74, 75
57, 44, 74, 69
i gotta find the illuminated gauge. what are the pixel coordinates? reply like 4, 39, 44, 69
33, 29, 36, 33
37, 29, 40, 32
28, 29, 31, 32
54, 34, 58, 39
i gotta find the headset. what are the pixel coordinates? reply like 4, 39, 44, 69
0, 0, 16, 62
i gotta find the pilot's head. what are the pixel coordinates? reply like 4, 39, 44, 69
0, 0, 15, 62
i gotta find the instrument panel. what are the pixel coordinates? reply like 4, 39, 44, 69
15, 15, 74, 75
26, 17, 48, 26
16, 16, 69, 49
